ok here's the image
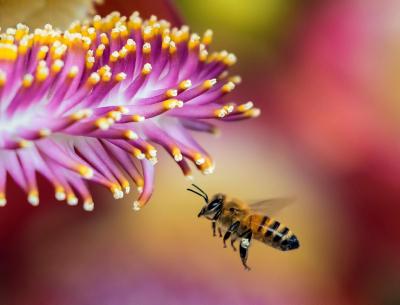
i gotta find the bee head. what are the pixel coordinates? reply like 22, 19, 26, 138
187, 185, 224, 219
197, 193, 225, 219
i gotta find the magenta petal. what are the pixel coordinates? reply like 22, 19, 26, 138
0, 12, 258, 210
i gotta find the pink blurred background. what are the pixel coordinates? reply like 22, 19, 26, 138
1, 1, 400, 304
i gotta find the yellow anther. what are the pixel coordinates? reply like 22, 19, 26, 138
111, 28, 120, 40
76, 164, 94, 179
202, 29, 213, 45
162, 35, 171, 49
101, 71, 112, 82
130, 16, 143, 30
95, 44, 106, 57
188, 33, 200, 49
106, 110, 122, 121
165, 89, 177, 98
217, 50, 228, 61
221, 81, 235, 93
88, 72, 100, 85
100, 33, 109, 45
162, 99, 179, 110
229, 75, 242, 84
142, 42, 151, 55
51, 59, 64, 73
119, 47, 128, 58
0, 71, 6, 87
133, 148, 145, 159
169, 41, 177, 54
115, 72, 127, 82
172, 147, 183, 162
123, 130, 138, 140
145, 145, 157, 158
199, 49, 208, 62
121, 180, 130, 194
203, 79, 217, 90
237, 101, 254, 112
83, 199, 94, 211
125, 39, 136, 52
37, 46, 49, 60
0, 43, 17, 60
116, 106, 129, 114
36, 66, 49, 82
143, 26, 154, 41
95, 117, 110, 130
141, 63, 152, 75
214, 108, 227, 118
66, 193, 78, 205
200, 158, 215, 175
224, 53, 237, 66
110, 50, 119, 62
223, 104, 234, 113
70, 109, 92, 121
131, 114, 145, 122
0, 192, 6, 207
178, 79, 192, 91
38, 128, 52, 137
86, 56, 95, 69
67, 66, 79, 78
245, 108, 261, 118
193, 152, 205, 165
28, 189, 39, 206
54, 185, 66, 201
18, 139, 33, 148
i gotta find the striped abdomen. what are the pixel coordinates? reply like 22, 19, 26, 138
246, 214, 300, 251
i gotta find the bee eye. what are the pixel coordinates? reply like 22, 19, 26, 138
208, 200, 221, 211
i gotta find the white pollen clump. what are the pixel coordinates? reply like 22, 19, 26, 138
28, 194, 39, 206
67, 196, 78, 206
241, 238, 250, 248
0, 198, 7, 207
83, 201, 94, 212
132, 201, 141, 211
55, 191, 66, 201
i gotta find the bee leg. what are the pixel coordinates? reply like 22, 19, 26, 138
239, 229, 252, 271
231, 237, 238, 251
218, 227, 223, 238
212, 221, 216, 237
211, 209, 223, 237
223, 221, 240, 248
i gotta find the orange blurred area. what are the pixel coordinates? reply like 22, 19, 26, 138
1, 1, 400, 305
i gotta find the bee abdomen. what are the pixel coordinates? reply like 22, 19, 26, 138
264, 220, 280, 239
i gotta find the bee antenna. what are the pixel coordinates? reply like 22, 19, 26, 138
191, 184, 209, 202
187, 188, 208, 203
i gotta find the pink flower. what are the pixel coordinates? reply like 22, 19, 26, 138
0, 12, 259, 211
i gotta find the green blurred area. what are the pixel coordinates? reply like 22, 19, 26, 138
176, 0, 302, 64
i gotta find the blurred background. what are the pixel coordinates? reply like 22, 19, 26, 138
1, 0, 400, 304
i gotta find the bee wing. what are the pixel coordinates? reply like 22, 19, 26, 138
246, 197, 295, 215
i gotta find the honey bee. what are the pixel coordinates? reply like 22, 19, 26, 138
187, 184, 300, 270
